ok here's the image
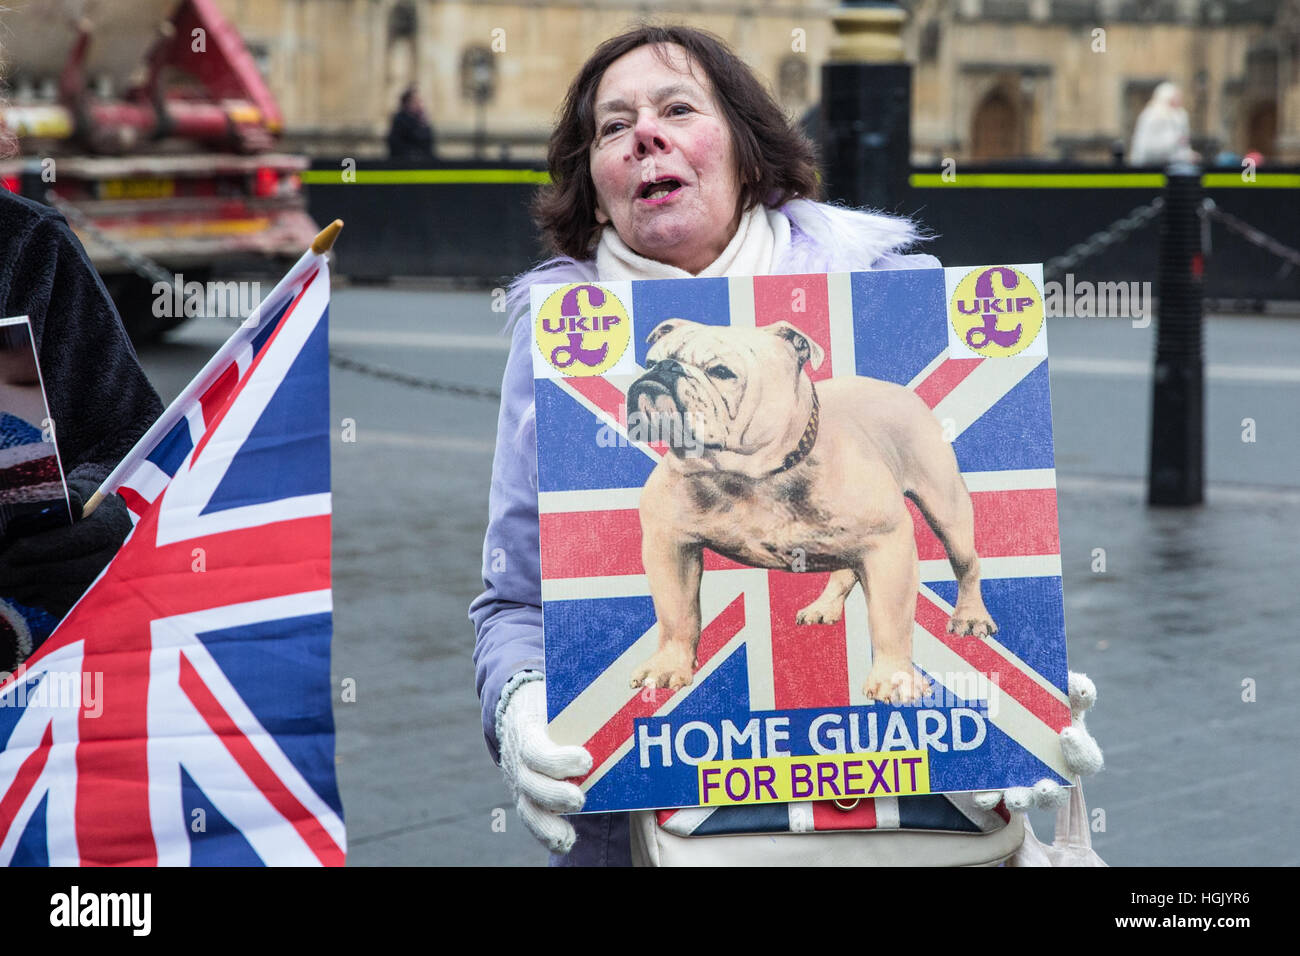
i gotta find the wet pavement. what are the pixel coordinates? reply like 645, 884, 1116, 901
138, 287, 1300, 866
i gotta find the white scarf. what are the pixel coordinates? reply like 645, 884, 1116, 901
595, 203, 791, 281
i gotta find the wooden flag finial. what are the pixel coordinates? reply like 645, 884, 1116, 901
311, 219, 344, 255
81, 490, 105, 518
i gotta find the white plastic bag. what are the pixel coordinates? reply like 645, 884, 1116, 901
1008, 779, 1106, 867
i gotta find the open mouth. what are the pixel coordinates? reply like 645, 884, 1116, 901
639, 178, 683, 201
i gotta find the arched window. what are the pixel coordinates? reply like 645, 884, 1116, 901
919, 20, 941, 63
460, 46, 496, 105
970, 85, 1020, 160
388, 1, 416, 40
1246, 101, 1277, 155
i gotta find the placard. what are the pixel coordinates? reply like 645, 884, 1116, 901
0, 316, 71, 541
531, 265, 1071, 820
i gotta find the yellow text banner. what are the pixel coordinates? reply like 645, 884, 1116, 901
696, 751, 931, 806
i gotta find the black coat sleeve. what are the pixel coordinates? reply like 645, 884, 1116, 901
1, 202, 163, 484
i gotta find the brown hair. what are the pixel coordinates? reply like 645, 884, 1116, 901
534, 24, 821, 259
0, 113, 14, 161
0, 46, 16, 160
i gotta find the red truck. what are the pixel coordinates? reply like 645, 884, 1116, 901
0, 0, 317, 340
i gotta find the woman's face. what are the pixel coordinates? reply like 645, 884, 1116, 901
589, 43, 743, 274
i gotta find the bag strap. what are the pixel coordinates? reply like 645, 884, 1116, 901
1054, 777, 1093, 849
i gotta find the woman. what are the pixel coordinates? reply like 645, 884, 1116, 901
470, 25, 1100, 866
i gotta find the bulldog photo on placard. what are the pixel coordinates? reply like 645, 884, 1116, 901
625, 317, 995, 704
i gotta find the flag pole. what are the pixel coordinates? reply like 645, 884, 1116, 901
81, 219, 344, 518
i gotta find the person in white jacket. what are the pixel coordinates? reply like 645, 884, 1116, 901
1130, 82, 1197, 166
470, 24, 1103, 866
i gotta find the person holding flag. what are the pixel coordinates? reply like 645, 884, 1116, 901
0, 185, 163, 672
0, 218, 346, 866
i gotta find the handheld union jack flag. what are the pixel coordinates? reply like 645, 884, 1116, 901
0, 242, 344, 865
531, 266, 1073, 821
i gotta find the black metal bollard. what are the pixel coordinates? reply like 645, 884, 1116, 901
1147, 164, 1205, 506
819, 2, 910, 211
821, 62, 911, 211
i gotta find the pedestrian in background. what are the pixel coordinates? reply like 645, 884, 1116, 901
1130, 81, 1197, 166
386, 85, 436, 161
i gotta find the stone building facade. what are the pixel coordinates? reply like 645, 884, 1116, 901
3, 1, 1297, 162
213, 0, 832, 159
212, 0, 1298, 162
907, 0, 1300, 163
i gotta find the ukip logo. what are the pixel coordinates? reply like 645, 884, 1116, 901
535, 283, 631, 377
948, 266, 1045, 358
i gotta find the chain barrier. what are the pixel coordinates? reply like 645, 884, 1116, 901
1042, 197, 1164, 280
1036, 190, 1300, 285
46, 192, 503, 401
325, 354, 501, 399
1200, 198, 1300, 276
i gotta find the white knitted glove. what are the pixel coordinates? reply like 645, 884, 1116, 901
496, 673, 593, 854
973, 671, 1104, 813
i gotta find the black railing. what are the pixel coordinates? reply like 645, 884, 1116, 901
302, 159, 1300, 302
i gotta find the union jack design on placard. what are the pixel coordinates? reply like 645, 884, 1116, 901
0, 254, 344, 865
532, 267, 1073, 823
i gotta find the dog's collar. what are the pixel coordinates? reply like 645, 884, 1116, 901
770, 383, 819, 476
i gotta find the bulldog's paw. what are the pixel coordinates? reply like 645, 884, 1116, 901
863, 660, 931, 704
795, 599, 844, 626
630, 648, 697, 691
946, 605, 998, 639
